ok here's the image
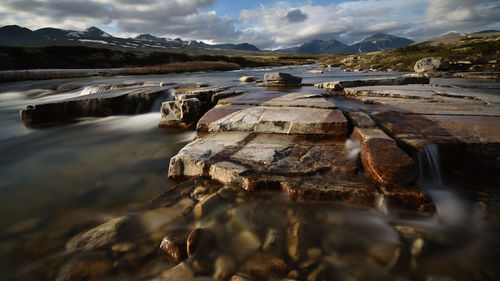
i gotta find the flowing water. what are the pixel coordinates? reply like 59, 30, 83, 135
0, 66, 498, 280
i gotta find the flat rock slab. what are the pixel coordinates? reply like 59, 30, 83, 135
20, 84, 176, 125
168, 132, 434, 212
218, 92, 337, 109
197, 105, 348, 138
344, 84, 500, 104
315, 76, 430, 90
372, 111, 500, 147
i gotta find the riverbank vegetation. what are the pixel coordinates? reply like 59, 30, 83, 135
0, 46, 312, 83
317, 35, 500, 72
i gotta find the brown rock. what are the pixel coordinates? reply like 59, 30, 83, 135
354, 127, 418, 185
187, 228, 216, 257
239, 76, 257, 82
159, 233, 188, 262
193, 193, 223, 219
243, 253, 288, 280
161, 262, 195, 279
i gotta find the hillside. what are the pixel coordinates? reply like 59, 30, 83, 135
318, 34, 500, 72
0, 25, 263, 55
277, 33, 413, 54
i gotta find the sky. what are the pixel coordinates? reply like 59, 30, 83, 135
0, 0, 499, 49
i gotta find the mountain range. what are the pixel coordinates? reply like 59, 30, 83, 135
6, 25, 494, 55
278, 34, 414, 54
0, 25, 262, 53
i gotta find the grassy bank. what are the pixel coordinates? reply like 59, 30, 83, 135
0, 45, 311, 83
317, 35, 500, 72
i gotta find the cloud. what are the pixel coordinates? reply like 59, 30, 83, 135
0, 0, 499, 49
0, 0, 238, 42
284, 9, 308, 23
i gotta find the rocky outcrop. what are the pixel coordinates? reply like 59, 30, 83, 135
168, 90, 434, 212
20, 82, 177, 126
414, 57, 445, 73
259, 72, 302, 87
158, 85, 242, 128
314, 76, 430, 90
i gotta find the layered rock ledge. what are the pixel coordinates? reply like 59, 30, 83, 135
20, 82, 177, 125
168, 85, 436, 213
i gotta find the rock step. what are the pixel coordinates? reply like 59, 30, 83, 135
197, 105, 348, 138
354, 127, 418, 186
314, 76, 430, 90
217, 92, 337, 109
168, 132, 434, 212
20, 85, 176, 125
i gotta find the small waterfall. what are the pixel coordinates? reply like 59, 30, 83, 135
418, 144, 443, 186
150, 89, 174, 112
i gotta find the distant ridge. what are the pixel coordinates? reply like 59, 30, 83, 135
0, 25, 260, 52
276, 33, 414, 54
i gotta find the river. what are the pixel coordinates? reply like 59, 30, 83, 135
0, 65, 498, 280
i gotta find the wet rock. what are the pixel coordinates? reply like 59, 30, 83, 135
209, 161, 251, 187
231, 230, 262, 257
212, 90, 245, 104
193, 193, 223, 219
354, 127, 418, 186
206, 106, 348, 137
161, 98, 202, 123
414, 57, 445, 73
307, 263, 328, 281
168, 131, 251, 181
139, 199, 193, 232
262, 228, 285, 255
21, 84, 176, 125
216, 186, 238, 201
287, 221, 317, 262
161, 262, 195, 279
5, 217, 42, 234
187, 228, 216, 257
314, 76, 429, 90
55, 251, 114, 281
380, 185, 435, 213
239, 76, 257, 82
159, 233, 188, 262
231, 274, 257, 281
367, 243, 400, 266
347, 112, 376, 128
262, 72, 303, 87
214, 254, 237, 280
66, 216, 137, 251
243, 253, 288, 280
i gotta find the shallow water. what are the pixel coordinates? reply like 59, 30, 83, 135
0, 66, 498, 280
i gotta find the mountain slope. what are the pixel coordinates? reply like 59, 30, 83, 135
0, 25, 50, 46
345, 33, 414, 53
277, 34, 413, 54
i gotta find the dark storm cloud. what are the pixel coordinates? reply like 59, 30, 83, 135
284, 9, 308, 23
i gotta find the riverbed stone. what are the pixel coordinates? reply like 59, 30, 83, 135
161, 262, 195, 279
66, 216, 137, 251
262, 72, 302, 87
354, 127, 418, 186
414, 57, 445, 73
239, 76, 257, 82
193, 193, 223, 219
159, 233, 188, 262
187, 228, 216, 257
